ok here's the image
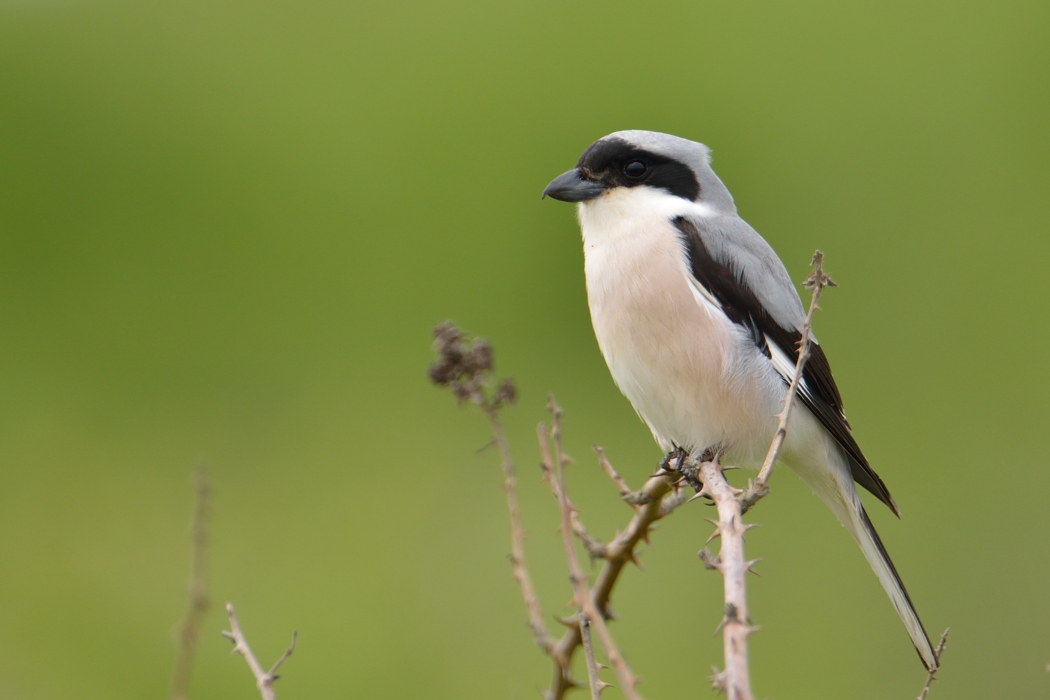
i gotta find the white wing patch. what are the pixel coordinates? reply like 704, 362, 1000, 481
765, 334, 811, 394
686, 275, 723, 316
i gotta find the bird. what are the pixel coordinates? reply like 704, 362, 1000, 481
542, 130, 936, 670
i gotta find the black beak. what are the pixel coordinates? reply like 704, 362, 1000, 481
542, 169, 608, 202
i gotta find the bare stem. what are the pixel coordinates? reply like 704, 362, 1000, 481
694, 457, 757, 700
546, 468, 679, 699
548, 397, 644, 700
594, 445, 633, 500
485, 406, 555, 653
916, 629, 951, 700
579, 612, 607, 700
744, 250, 835, 510
428, 325, 688, 699
538, 423, 608, 558
222, 603, 297, 700
171, 465, 212, 700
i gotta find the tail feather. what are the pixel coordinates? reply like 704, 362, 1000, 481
789, 434, 940, 671
838, 490, 937, 670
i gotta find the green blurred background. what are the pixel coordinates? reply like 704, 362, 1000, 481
1, 0, 1048, 697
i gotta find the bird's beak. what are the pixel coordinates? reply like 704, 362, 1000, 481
542, 169, 608, 202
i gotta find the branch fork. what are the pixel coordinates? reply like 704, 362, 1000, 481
222, 603, 297, 700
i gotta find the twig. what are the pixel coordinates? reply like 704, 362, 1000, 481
916, 629, 950, 700
486, 406, 557, 652
427, 323, 554, 653
696, 456, 757, 700
539, 424, 608, 558
743, 250, 835, 511
579, 613, 608, 700
222, 603, 297, 700
429, 325, 689, 700
546, 468, 679, 699
548, 397, 644, 700
594, 445, 633, 501
171, 465, 212, 700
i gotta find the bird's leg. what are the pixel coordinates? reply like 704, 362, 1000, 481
661, 446, 709, 493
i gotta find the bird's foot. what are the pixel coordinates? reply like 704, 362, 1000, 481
660, 445, 713, 494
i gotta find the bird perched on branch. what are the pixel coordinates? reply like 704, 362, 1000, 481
542, 130, 936, 670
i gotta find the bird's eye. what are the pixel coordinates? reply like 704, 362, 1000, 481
624, 160, 647, 178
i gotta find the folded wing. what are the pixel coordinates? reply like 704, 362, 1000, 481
673, 215, 898, 515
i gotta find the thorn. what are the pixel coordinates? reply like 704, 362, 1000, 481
698, 548, 722, 571
687, 492, 710, 504
710, 666, 728, 694
553, 614, 577, 629
746, 558, 762, 575
705, 519, 723, 544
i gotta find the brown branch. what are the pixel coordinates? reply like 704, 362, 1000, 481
579, 613, 609, 700
547, 397, 644, 700
486, 406, 556, 652
428, 324, 688, 699
916, 629, 950, 700
545, 467, 679, 699
171, 465, 212, 700
743, 250, 835, 512
594, 445, 633, 501
427, 323, 553, 653
538, 423, 608, 558
222, 603, 297, 700
697, 456, 757, 700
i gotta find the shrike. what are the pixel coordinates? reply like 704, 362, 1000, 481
543, 130, 936, 670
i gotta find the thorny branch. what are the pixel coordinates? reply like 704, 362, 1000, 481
547, 397, 643, 700
427, 323, 553, 653
542, 459, 682, 700
742, 249, 835, 512
579, 613, 609, 700
222, 603, 297, 700
538, 423, 608, 559
171, 465, 212, 700
594, 446, 632, 499
429, 324, 686, 700
668, 452, 758, 700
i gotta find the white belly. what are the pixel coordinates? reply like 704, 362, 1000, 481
579, 191, 784, 463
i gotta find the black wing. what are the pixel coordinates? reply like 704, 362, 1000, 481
674, 217, 899, 515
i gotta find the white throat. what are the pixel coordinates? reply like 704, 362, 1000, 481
577, 186, 716, 245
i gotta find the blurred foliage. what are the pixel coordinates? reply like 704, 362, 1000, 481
1, 0, 1048, 698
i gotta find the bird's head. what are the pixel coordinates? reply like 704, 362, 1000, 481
542, 130, 735, 214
